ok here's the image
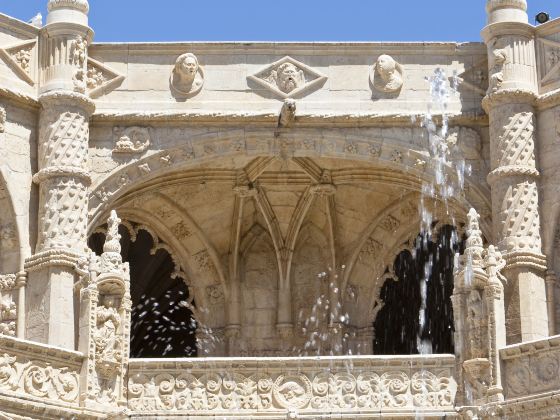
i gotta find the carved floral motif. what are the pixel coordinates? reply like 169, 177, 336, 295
0, 352, 80, 403
128, 368, 456, 412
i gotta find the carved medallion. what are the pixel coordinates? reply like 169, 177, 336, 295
248, 56, 327, 99
170, 52, 204, 97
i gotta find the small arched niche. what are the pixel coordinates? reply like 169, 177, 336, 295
373, 224, 465, 355
89, 222, 198, 358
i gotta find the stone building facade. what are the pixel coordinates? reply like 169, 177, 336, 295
0, 0, 559, 418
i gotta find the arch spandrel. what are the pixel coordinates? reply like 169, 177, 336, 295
87, 127, 491, 225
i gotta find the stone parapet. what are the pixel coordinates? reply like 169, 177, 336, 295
0, 335, 83, 407
501, 334, 560, 399
127, 355, 457, 417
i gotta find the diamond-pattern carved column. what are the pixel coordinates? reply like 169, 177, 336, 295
24, 0, 94, 349
482, 0, 548, 344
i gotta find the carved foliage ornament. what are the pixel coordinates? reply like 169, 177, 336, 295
128, 369, 456, 412
248, 56, 327, 99
371, 54, 404, 94
0, 40, 36, 85
0, 352, 80, 403
170, 53, 204, 97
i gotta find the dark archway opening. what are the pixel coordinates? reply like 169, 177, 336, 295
89, 225, 198, 358
373, 224, 463, 355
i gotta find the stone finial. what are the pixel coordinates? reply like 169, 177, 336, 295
485, 0, 528, 24
465, 208, 484, 266
47, 0, 89, 26
103, 210, 121, 255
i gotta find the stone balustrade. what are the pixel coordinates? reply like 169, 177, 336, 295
0, 335, 83, 408
501, 334, 560, 400
128, 355, 457, 418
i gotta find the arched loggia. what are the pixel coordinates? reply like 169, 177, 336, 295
373, 224, 464, 355
89, 223, 198, 358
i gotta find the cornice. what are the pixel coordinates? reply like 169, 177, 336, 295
91, 110, 488, 127
0, 13, 40, 38
0, 86, 39, 109
39, 90, 96, 115
536, 87, 560, 111
89, 41, 486, 57
482, 89, 537, 112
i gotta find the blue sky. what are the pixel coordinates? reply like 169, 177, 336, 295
2, 1, 560, 42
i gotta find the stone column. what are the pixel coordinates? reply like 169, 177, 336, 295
482, 0, 548, 343
24, 0, 94, 349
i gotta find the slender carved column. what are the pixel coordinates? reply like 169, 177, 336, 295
545, 270, 557, 335
483, 245, 506, 402
482, 0, 548, 344
24, 0, 94, 349
15, 271, 27, 339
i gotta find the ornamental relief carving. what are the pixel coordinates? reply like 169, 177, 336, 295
128, 369, 456, 412
170, 53, 204, 98
0, 352, 80, 404
40, 111, 89, 170
248, 56, 327, 99
0, 40, 36, 85
113, 127, 151, 154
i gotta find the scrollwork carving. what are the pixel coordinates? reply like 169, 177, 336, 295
0, 352, 79, 403
127, 365, 457, 413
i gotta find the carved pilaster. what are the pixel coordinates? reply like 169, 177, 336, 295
482, 2, 548, 344
79, 211, 131, 410
453, 210, 506, 405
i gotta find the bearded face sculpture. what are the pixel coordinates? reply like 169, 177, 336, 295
274, 63, 304, 94
170, 52, 204, 97
371, 54, 404, 94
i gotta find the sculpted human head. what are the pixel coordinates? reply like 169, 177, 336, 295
376, 55, 396, 81
276, 62, 302, 93
372, 54, 403, 93
175, 53, 199, 84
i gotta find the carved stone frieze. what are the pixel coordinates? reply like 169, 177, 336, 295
502, 336, 560, 399
248, 56, 327, 99
112, 127, 151, 154
0, 350, 80, 404
371, 54, 404, 94
128, 357, 457, 413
